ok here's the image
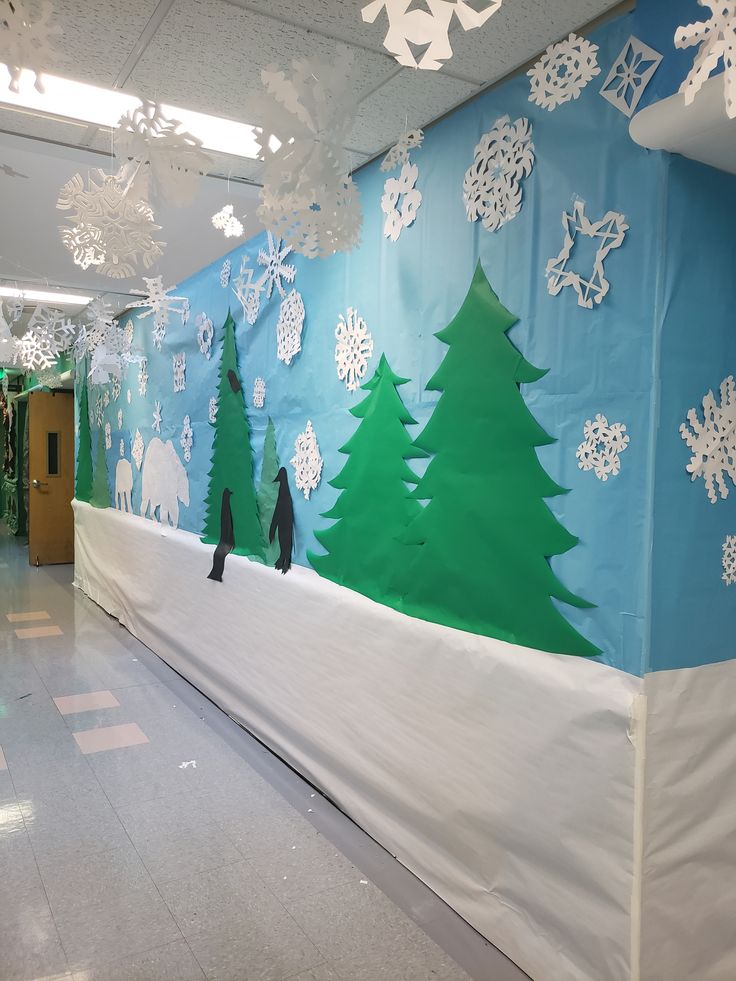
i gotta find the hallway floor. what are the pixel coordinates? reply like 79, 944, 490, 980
0, 528, 527, 981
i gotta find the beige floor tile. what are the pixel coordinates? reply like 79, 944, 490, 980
6, 611, 51, 623
54, 691, 121, 716
73, 723, 149, 755
15, 625, 63, 639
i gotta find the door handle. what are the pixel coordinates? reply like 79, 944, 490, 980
32, 479, 48, 489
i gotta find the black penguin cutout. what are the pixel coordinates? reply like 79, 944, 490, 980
207, 487, 234, 582
269, 467, 294, 574
227, 369, 241, 394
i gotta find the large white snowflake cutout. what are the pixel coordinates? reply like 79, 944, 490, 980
138, 358, 148, 397
600, 36, 663, 117
0, 0, 61, 94
463, 116, 534, 233
220, 258, 231, 288
362, 0, 503, 71
17, 306, 74, 371
126, 277, 186, 350
132, 429, 145, 470
212, 204, 244, 238
276, 289, 306, 365
381, 161, 422, 242
258, 232, 296, 300
291, 420, 323, 500
680, 375, 736, 503
381, 129, 424, 172
722, 535, 736, 585
208, 396, 218, 424
180, 414, 193, 463
152, 400, 162, 433
335, 308, 374, 392
173, 352, 186, 393
528, 33, 600, 111
232, 260, 265, 326
546, 200, 628, 309
195, 313, 214, 359
675, 1, 736, 119
253, 377, 266, 408
576, 414, 629, 480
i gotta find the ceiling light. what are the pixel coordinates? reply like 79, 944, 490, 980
0, 285, 93, 306
0, 65, 261, 159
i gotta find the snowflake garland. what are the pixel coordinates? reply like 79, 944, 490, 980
195, 313, 214, 359
0, 0, 62, 94
335, 308, 374, 392
125, 277, 186, 350
208, 396, 218, 425
232, 260, 265, 326
675, 1, 736, 119
546, 200, 628, 309
180, 414, 193, 463
173, 352, 186, 393
253, 377, 266, 408
258, 232, 296, 299
152, 400, 162, 433
212, 204, 244, 238
576, 414, 630, 480
463, 116, 535, 233
722, 535, 736, 585
599, 36, 663, 117
528, 33, 600, 111
680, 375, 736, 504
276, 289, 306, 365
132, 429, 145, 470
290, 420, 323, 500
381, 129, 424, 172
220, 258, 231, 288
381, 161, 422, 242
138, 358, 148, 397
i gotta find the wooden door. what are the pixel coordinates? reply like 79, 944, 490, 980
28, 390, 74, 565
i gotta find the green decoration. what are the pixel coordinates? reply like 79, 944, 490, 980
257, 417, 281, 566
89, 426, 110, 509
75, 378, 93, 502
398, 262, 599, 657
201, 312, 266, 560
308, 354, 426, 603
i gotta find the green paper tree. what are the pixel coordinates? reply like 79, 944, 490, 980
398, 262, 599, 657
308, 354, 427, 603
257, 417, 281, 566
89, 427, 110, 509
75, 378, 93, 502
201, 312, 265, 560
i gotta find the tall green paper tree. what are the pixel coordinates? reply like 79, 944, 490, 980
308, 354, 427, 603
89, 426, 110, 509
75, 378, 93, 502
398, 262, 599, 657
257, 417, 281, 566
201, 312, 265, 559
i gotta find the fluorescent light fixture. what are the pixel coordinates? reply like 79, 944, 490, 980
0, 285, 93, 305
0, 64, 261, 159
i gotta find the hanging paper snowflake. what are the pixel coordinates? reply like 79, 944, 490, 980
722, 535, 736, 585
132, 429, 145, 470
212, 204, 244, 238
463, 116, 534, 233
0, 0, 62, 94
253, 377, 266, 408
258, 232, 296, 299
335, 308, 374, 392
276, 289, 306, 365
115, 100, 213, 207
17, 306, 75, 371
104, 422, 112, 450
195, 313, 214, 359
180, 298, 190, 326
675, 1, 736, 119
528, 33, 600, 111
220, 258, 231, 288
208, 396, 218, 425
381, 129, 424, 172
119, 438, 125, 458
599, 36, 663, 117
680, 375, 736, 503
117, 409, 123, 430
126, 277, 186, 351
576, 415, 629, 481
172, 352, 186, 393
362, 0, 503, 71
34, 367, 63, 389
546, 200, 628, 309
122, 320, 133, 348
290, 420, 323, 500
111, 376, 121, 402
180, 414, 193, 463
138, 358, 148, 397
232, 261, 265, 326
381, 162, 422, 242
57, 169, 165, 279
5, 293, 24, 324
152, 400, 162, 433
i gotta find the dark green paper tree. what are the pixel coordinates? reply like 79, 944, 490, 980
257, 417, 281, 566
308, 354, 426, 604
201, 312, 265, 560
75, 378, 93, 502
398, 262, 599, 657
89, 426, 110, 509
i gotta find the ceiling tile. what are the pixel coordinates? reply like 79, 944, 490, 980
0, 107, 93, 149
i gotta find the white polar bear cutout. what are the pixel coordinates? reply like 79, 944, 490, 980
115, 458, 133, 513
140, 437, 190, 529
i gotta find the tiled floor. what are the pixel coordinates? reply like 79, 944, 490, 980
0, 526, 529, 981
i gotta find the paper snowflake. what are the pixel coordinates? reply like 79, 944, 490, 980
117, 409, 123, 429
232, 261, 265, 326
180, 414, 193, 463
276, 289, 306, 365
291, 420, 323, 500
600, 36, 663, 117
180, 298, 190, 326
126, 277, 185, 351
57, 169, 164, 279
680, 375, 736, 503
196, 313, 214, 359
259, 180, 362, 261
103, 391, 110, 408
94, 395, 104, 427
675, 1, 736, 119
34, 367, 63, 389
546, 201, 628, 309
362, 0, 503, 71
253, 377, 266, 408
111, 377, 121, 402
258, 232, 296, 300
138, 358, 148, 397
104, 422, 112, 450
381, 161, 422, 242
0, 0, 62, 94
173, 352, 186, 393
576, 415, 629, 481
220, 258, 231, 288
335, 308, 374, 392
722, 535, 736, 585
126, 389, 131, 404
208, 396, 218, 425
132, 429, 145, 470
119, 438, 125, 458
17, 306, 74, 371
463, 116, 534, 233
212, 204, 244, 238
115, 100, 212, 207
381, 129, 424, 172
152, 400, 162, 433
528, 33, 600, 111
5, 293, 24, 324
